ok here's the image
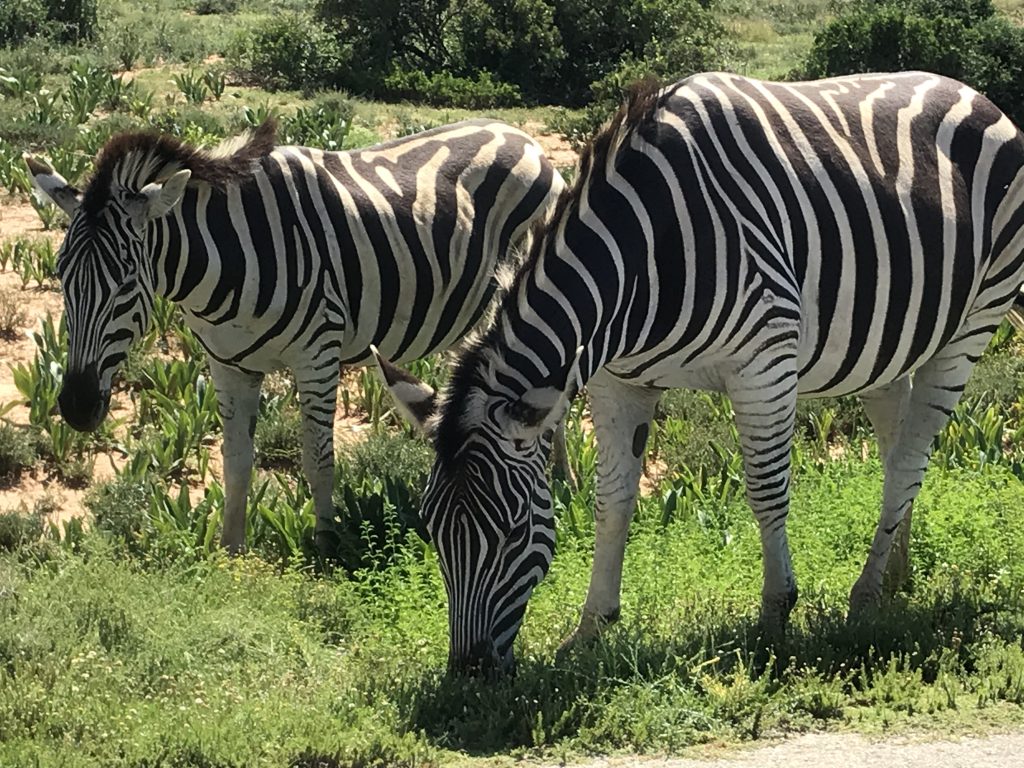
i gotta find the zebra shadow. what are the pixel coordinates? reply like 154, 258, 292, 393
396, 581, 1018, 754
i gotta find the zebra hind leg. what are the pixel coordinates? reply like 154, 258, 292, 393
858, 377, 913, 595
849, 339, 986, 616
559, 371, 660, 652
209, 360, 264, 555
727, 355, 800, 635
295, 357, 341, 563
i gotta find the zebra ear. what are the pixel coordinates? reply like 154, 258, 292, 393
24, 155, 81, 216
136, 169, 192, 221
502, 346, 584, 440
371, 346, 438, 435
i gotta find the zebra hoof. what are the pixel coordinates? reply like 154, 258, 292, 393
848, 578, 883, 622
758, 586, 798, 640
314, 528, 340, 565
556, 607, 620, 657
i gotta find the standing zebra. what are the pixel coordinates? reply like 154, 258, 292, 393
375, 72, 1024, 673
25, 118, 564, 555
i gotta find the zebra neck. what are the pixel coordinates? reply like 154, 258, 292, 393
146, 185, 231, 310
481, 220, 633, 398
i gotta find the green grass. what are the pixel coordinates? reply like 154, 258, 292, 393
2, 460, 1024, 766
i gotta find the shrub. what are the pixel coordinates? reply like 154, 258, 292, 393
85, 475, 153, 550
0, 508, 44, 551
46, 0, 97, 43
316, 0, 728, 109
339, 430, 433, 492
0, 0, 47, 47
381, 68, 522, 109
802, 0, 1024, 125
549, 1, 731, 145
254, 395, 303, 471
228, 12, 347, 92
458, 0, 566, 102
0, 0, 97, 46
0, 288, 28, 339
194, 0, 239, 14
0, 423, 36, 483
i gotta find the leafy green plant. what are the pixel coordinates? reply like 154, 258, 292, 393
0, 65, 43, 98
131, 371, 218, 479
279, 98, 352, 150
112, 23, 142, 71
65, 63, 109, 123
172, 70, 209, 105
203, 68, 227, 101
4, 236, 59, 286
0, 138, 32, 194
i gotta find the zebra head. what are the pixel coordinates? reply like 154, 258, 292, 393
25, 156, 190, 432
373, 346, 579, 675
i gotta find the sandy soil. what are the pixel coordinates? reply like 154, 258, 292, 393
552, 731, 1024, 768
524, 121, 580, 169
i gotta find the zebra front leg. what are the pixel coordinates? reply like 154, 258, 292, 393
295, 359, 341, 561
560, 371, 660, 651
849, 343, 982, 615
859, 377, 913, 594
210, 360, 263, 555
727, 358, 799, 634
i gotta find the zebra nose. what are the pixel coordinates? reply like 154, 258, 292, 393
58, 365, 109, 432
447, 641, 510, 678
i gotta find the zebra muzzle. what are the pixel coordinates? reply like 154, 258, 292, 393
58, 365, 110, 433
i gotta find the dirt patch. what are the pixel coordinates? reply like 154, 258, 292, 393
524, 121, 579, 169
0, 199, 64, 246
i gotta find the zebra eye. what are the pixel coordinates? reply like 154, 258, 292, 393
120, 275, 138, 292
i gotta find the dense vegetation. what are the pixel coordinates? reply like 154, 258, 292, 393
3, 1, 1024, 765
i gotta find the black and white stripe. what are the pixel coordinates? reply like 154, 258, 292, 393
28, 118, 564, 554
381, 72, 1024, 672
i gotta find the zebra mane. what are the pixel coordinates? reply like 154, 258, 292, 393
433, 78, 665, 464
81, 118, 277, 221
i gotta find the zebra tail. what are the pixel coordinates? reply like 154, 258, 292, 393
1010, 286, 1024, 332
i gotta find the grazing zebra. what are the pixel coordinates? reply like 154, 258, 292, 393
375, 71, 1024, 673
25, 118, 564, 555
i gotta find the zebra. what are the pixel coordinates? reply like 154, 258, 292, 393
1012, 289, 1024, 331
374, 71, 1024, 673
25, 117, 565, 556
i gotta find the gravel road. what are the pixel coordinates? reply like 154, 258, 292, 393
551, 731, 1024, 768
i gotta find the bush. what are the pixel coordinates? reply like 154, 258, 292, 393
339, 430, 433, 494
228, 12, 347, 92
0, 508, 44, 551
0, 0, 97, 46
802, 0, 1024, 125
254, 396, 303, 471
0, 424, 36, 483
381, 68, 522, 109
46, 0, 97, 42
194, 0, 239, 14
85, 475, 152, 551
0, 0, 46, 47
316, 0, 728, 109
